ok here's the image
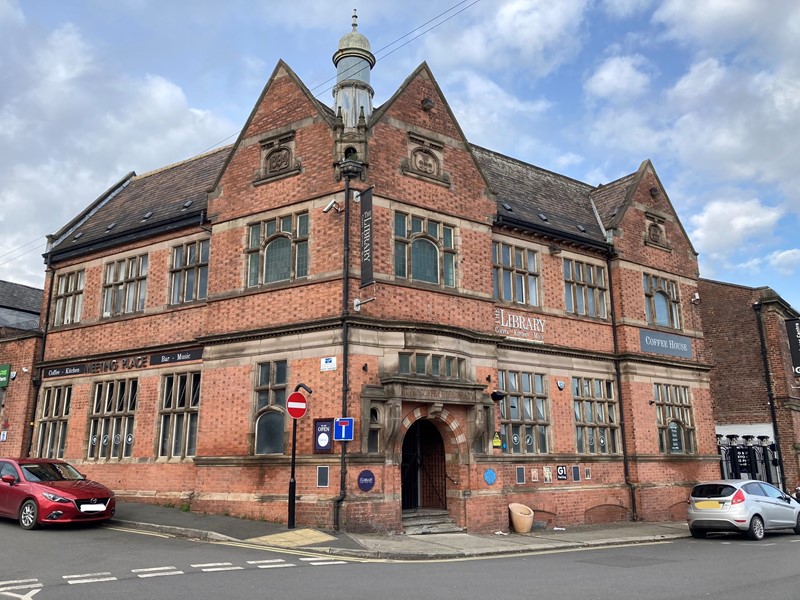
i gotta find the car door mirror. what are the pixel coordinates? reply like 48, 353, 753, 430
1, 474, 16, 485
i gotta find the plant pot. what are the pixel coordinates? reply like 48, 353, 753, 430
508, 502, 534, 533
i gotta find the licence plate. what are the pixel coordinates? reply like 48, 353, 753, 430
80, 504, 107, 513
695, 500, 722, 509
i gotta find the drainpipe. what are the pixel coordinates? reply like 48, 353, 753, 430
606, 251, 637, 520
27, 255, 55, 457
333, 159, 362, 530
752, 301, 787, 490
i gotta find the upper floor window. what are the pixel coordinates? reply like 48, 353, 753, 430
493, 242, 539, 306
498, 370, 549, 455
36, 385, 71, 459
564, 259, 607, 318
87, 378, 138, 460
643, 274, 681, 329
399, 352, 465, 379
653, 383, 696, 454
158, 372, 201, 458
246, 213, 308, 287
254, 360, 288, 454
394, 212, 456, 287
170, 240, 209, 304
103, 254, 148, 318
53, 270, 84, 326
572, 377, 619, 454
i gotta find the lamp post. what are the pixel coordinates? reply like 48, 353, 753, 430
333, 158, 362, 531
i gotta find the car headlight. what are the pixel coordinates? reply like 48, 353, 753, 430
41, 492, 71, 503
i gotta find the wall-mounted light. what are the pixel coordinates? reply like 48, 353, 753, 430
690, 292, 701, 305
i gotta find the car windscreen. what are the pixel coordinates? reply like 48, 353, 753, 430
20, 462, 84, 482
691, 484, 737, 499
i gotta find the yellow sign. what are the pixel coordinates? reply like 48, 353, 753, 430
492, 432, 502, 448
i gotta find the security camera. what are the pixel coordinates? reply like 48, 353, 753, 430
322, 199, 340, 214
690, 292, 701, 305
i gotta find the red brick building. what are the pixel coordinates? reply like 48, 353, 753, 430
20, 18, 723, 532
0, 280, 43, 457
698, 280, 800, 493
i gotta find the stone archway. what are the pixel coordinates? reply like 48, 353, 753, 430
401, 419, 446, 511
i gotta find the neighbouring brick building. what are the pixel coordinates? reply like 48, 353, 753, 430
13, 16, 726, 533
0, 280, 43, 457
698, 280, 800, 492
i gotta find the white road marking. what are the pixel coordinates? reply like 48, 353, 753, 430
308, 561, 347, 566
131, 567, 178, 573
247, 559, 286, 565
0, 588, 41, 599
62, 572, 117, 585
257, 564, 295, 569
190, 562, 233, 568
0, 582, 42, 593
200, 567, 245, 572
137, 571, 185, 578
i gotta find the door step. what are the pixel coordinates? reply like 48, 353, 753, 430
402, 509, 464, 535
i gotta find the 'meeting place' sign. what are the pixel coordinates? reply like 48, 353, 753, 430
639, 329, 692, 359
786, 318, 800, 377
43, 348, 203, 379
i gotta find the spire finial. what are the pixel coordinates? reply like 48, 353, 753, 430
352, 9, 358, 31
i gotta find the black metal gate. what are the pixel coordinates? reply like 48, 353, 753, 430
717, 435, 780, 485
401, 419, 446, 511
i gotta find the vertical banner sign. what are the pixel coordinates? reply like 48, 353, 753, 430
359, 187, 374, 288
785, 318, 800, 377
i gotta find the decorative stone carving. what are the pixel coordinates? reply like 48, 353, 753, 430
401, 133, 450, 186
644, 211, 671, 251
253, 132, 301, 184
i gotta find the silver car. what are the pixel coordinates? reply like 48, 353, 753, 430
687, 479, 800, 540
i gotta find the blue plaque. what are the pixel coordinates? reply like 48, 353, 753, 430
484, 468, 497, 485
358, 469, 375, 492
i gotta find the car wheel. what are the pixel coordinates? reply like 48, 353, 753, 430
19, 499, 39, 530
747, 515, 765, 541
690, 527, 707, 539
793, 513, 800, 535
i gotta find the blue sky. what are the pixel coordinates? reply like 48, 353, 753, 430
2, 0, 799, 310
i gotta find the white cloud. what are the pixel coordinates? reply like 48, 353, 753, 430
688, 198, 784, 257
602, 0, 653, 19
0, 0, 24, 27
584, 54, 651, 102
421, 0, 590, 78
767, 249, 800, 275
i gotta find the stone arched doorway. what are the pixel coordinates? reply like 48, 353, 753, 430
401, 419, 446, 511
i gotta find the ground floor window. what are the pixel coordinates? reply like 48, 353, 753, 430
254, 360, 288, 454
498, 370, 550, 454
653, 383, 696, 454
88, 378, 138, 460
36, 385, 72, 458
158, 372, 201, 458
572, 377, 619, 454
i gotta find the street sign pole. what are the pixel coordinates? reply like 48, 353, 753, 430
287, 384, 312, 530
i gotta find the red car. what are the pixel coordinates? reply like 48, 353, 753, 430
0, 458, 115, 530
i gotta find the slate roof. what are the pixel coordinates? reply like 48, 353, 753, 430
0, 280, 42, 315
470, 145, 609, 247
48, 146, 231, 260
590, 172, 637, 229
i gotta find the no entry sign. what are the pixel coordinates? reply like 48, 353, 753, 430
286, 392, 307, 419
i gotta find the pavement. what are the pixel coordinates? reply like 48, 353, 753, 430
109, 501, 691, 560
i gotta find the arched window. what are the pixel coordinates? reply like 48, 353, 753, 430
643, 273, 681, 329
246, 213, 308, 288
253, 360, 288, 455
255, 412, 285, 454
411, 239, 439, 283
394, 212, 456, 287
654, 291, 671, 326
264, 237, 291, 283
